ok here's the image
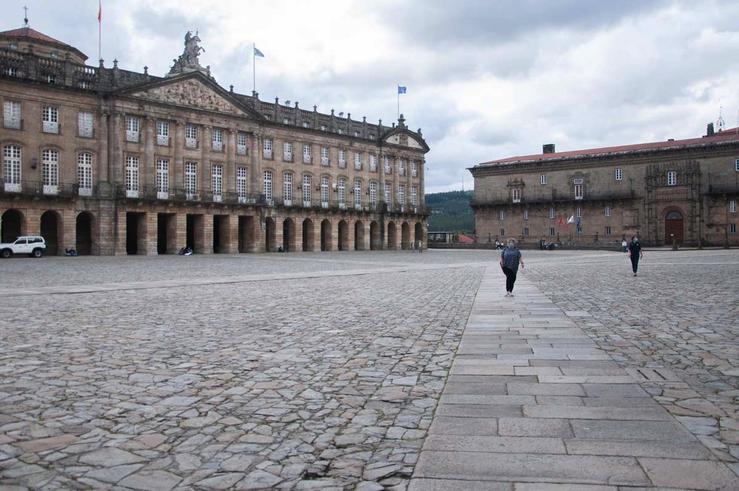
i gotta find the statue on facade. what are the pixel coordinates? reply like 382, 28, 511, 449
167, 31, 209, 77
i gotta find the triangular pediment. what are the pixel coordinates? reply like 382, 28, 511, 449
122, 73, 262, 119
382, 127, 429, 152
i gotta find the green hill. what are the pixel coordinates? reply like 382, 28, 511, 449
426, 190, 474, 232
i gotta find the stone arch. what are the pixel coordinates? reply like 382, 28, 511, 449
283, 218, 296, 252
663, 207, 684, 246
76, 211, 95, 255
41, 210, 63, 255
387, 221, 397, 250
415, 222, 424, 248
354, 220, 365, 250
302, 218, 315, 251
1, 209, 25, 243
320, 219, 332, 251
370, 221, 381, 250
401, 221, 411, 250
338, 220, 349, 251
265, 217, 277, 252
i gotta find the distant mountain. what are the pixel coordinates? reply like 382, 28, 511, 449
425, 190, 474, 232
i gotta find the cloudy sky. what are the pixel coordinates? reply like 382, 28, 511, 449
5, 0, 739, 192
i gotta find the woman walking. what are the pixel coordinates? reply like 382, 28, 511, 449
500, 238, 524, 296
628, 235, 643, 276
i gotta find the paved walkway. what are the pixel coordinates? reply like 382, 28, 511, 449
410, 268, 737, 490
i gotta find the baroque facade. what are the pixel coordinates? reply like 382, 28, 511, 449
0, 26, 429, 255
469, 127, 739, 247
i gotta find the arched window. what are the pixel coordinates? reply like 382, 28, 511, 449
77, 152, 93, 196
3, 144, 22, 192
320, 176, 329, 206
263, 170, 273, 201
302, 174, 312, 206
353, 178, 362, 208
665, 211, 682, 220
41, 148, 59, 194
338, 177, 346, 207
282, 171, 293, 205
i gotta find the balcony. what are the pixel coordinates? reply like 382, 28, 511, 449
1, 180, 90, 199
470, 189, 636, 208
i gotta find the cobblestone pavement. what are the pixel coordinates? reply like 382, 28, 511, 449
1, 249, 737, 489
524, 249, 739, 469
0, 253, 484, 490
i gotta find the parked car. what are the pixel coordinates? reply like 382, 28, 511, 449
0, 236, 46, 258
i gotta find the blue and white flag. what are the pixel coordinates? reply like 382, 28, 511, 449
398, 85, 407, 94
254, 46, 265, 58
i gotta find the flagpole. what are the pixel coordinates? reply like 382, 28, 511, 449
98, 0, 102, 62
397, 84, 400, 119
252, 42, 256, 95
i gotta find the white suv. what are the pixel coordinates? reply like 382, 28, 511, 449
0, 236, 47, 258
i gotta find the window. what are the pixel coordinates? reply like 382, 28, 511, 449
370, 181, 378, 207
730, 223, 737, 234
524, 227, 529, 237
212, 128, 223, 151
237, 167, 248, 202
370, 154, 377, 172
283, 172, 293, 205
41, 149, 59, 194
157, 121, 169, 145
729, 200, 736, 213
523, 209, 528, 220
321, 176, 329, 206
283, 142, 293, 162
549, 207, 555, 219
303, 144, 312, 164
185, 124, 198, 149
384, 181, 392, 209
354, 179, 362, 208
384, 156, 392, 174
576, 224, 583, 235
4, 101, 21, 129
512, 188, 522, 203
398, 159, 405, 176
321, 147, 329, 166
263, 170, 273, 201
125, 116, 140, 142
411, 160, 418, 177
338, 177, 346, 207
237, 132, 248, 155
77, 152, 93, 196
667, 170, 677, 186
212, 164, 223, 201
354, 130, 359, 137
354, 152, 362, 171
42, 106, 59, 133
398, 184, 405, 207
499, 210, 505, 221
605, 226, 612, 236
615, 168, 623, 181
500, 228, 505, 236
735, 159, 739, 172
605, 206, 611, 217
338, 149, 346, 168
156, 158, 169, 197
78, 111, 93, 138
303, 175, 312, 206
410, 186, 418, 206
185, 161, 198, 198
540, 175, 547, 185
125, 156, 139, 197
3, 144, 22, 192
549, 227, 555, 236
574, 183, 584, 200
263, 138, 273, 158
576, 207, 582, 218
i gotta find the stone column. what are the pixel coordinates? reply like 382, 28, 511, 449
25, 208, 41, 236
62, 209, 77, 253
362, 221, 371, 250
346, 219, 355, 251
223, 214, 238, 254
273, 215, 283, 252
194, 214, 213, 254
201, 126, 210, 198
174, 213, 186, 253
227, 129, 236, 200
111, 112, 124, 187
173, 121, 184, 194
142, 211, 158, 255
114, 209, 127, 255
295, 217, 304, 252
98, 111, 110, 183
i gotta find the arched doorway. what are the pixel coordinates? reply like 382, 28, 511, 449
302, 218, 314, 251
320, 219, 332, 251
41, 210, 63, 255
401, 222, 411, 250
370, 221, 380, 250
1, 209, 24, 243
265, 217, 276, 252
283, 218, 295, 252
338, 220, 349, 251
665, 210, 684, 245
415, 222, 424, 249
387, 222, 397, 250
354, 221, 364, 250
76, 212, 94, 255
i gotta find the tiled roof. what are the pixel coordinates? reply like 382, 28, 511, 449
478, 127, 739, 166
0, 26, 88, 60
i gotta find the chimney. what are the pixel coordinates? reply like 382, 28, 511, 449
543, 143, 555, 154
706, 122, 715, 137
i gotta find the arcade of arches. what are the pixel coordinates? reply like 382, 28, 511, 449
0, 206, 426, 256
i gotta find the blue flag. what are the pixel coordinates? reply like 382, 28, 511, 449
398, 85, 407, 94
254, 47, 265, 58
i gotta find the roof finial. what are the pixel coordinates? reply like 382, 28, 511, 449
717, 104, 725, 132
23, 5, 29, 27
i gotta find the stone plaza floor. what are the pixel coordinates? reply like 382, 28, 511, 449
0, 249, 737, 490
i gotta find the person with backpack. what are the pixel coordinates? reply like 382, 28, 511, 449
500, 238, 524, 296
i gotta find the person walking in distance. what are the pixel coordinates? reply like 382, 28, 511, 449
628, 235, 643, 276
500, 238, 524, 297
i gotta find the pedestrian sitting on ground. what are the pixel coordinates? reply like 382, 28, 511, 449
627, 235, 643, 276
500, 238, 524, 297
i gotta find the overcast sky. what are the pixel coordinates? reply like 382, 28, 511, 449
5, 0, 739, 192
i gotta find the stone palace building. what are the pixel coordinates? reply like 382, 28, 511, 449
470, 126, 739, 247
0, 24, 429, 255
